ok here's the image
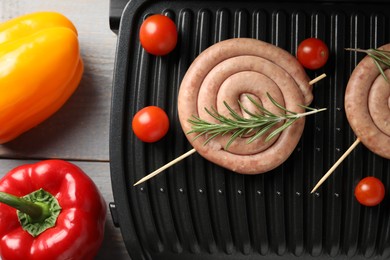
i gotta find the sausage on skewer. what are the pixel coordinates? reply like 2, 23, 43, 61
178, 38, 312, 174
345, 43, 390, 159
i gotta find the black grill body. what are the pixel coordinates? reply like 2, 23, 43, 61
109, 1, 390, 259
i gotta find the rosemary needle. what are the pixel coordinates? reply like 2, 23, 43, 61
187, 93, 327, 150
345, 48, 390, 82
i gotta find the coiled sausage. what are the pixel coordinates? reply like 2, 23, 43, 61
345, 43, 390, 159
178, 38, 312, 174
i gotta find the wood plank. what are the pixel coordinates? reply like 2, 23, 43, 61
0, 159, 129, 259
0, 1, 131, 258
0, 0, 117, 161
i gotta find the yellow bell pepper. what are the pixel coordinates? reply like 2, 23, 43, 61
0, 12, 83, 144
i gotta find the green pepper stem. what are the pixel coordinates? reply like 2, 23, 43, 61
0, 191, 50, 223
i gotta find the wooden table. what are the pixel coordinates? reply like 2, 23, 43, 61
0, 0, 129, 259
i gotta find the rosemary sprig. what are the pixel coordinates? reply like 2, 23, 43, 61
346, 48, 390, 82
187, 93, 327, 150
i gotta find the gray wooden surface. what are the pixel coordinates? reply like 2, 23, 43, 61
0, 0, 129, 259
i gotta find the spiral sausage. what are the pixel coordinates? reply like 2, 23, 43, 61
345, 43, 390, 159
178, 38, 312, 174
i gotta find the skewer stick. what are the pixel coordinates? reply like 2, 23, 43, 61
309, 73, 327, 85
133, 73, 327, 186
310, 138, 361, 193
133, 148, 197, 186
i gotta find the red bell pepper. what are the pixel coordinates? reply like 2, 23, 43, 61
0, 160, 106, 260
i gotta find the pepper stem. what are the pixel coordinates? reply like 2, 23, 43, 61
0, 189, 61, 237
0, 192, 49, 222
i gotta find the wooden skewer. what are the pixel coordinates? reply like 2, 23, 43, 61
133, 73, 327, 186
310, 138, 361, 193
133, 148, 197, 186
309, 73, 326, 85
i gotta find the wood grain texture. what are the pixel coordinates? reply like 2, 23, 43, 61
0, 0, 130, 259
0, 0, 117, 161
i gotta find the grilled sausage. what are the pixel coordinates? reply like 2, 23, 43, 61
178, 38, 312, 174
345, 43, 390, 159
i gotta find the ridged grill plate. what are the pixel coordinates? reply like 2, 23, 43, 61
110, 0, 390, 259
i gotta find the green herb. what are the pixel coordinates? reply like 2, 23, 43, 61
187, 93, 326, 150
346, 48, 390, 82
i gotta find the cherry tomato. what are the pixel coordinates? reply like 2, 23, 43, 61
132, 106, 169, 143
297, 38, 329, 70
139, 14, 178, 56
354, 176, 385, 206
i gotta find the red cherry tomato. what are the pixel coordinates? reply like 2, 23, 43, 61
354, 176, 385, 206
297, 38, 329, 70
139, 14, 178, 56
132, 106, 169, 143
